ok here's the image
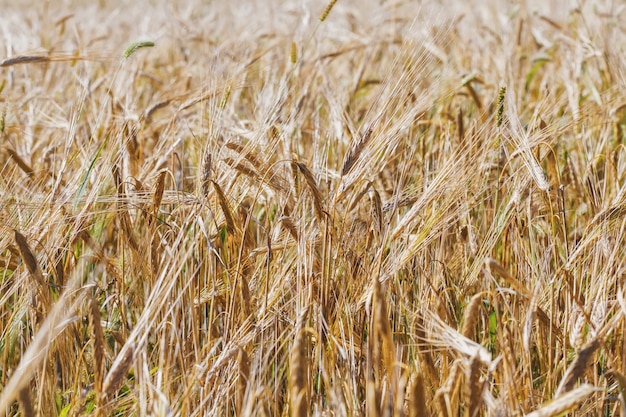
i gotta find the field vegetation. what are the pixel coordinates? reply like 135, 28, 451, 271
1, 0, 626, 415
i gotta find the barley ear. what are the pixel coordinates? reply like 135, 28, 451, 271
368, 187, 383, 236
319, 0, 338, 21
90, 295, 105, 396
372, 276, 395, 382
14, 230, 50, 308
290, 42, 298, 64
212, 180, 237, 234
525, 384, 597, 417
1, 55, 49, 67
465, 353, 483, 417
408, 372, 430, 417
279, 216, 299, 241
294, 161, 325, 221
496, 86, 506, 128
607, 370, 626, 416
6, 148, 34, 178
236, 347, 250, 415
289, 308, 309, 417
152, 170, 167, 221
555, 337, 602, 395
102, 344, 135, 400
341, 128, 372, 177
461, 293, 484, 340
18, 387, 35, 416
201, 152, 212, 198
122, 40, 155, 59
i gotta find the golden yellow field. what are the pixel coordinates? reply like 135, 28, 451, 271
1, 0, 626, 415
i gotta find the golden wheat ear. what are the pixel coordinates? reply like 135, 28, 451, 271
408, 372, 430, 417
289, 307, 309, 417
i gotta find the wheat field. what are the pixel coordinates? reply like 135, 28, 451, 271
1, 0, 626, 415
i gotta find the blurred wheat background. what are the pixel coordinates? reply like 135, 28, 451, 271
1, 0, 626, 415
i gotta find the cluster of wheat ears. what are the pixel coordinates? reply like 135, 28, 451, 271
1, 0, 626, 415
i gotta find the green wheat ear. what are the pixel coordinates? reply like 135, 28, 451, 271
122, 40, 155, 59
496, 86, 506, 128
0, 106, 5, 133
